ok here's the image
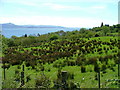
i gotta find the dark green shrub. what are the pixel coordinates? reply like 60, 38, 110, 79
15, 69, 19, 74
67, 72, 74, 79
102, 70, 107, 74
50, 35, 58, 40
94, 64, 100, 73
81, 66, 86, 73
101, 64, 107, 71
17, 65, 21, 69
99, 56, 104, 62
94, 74, 98, 80
110, 67, 115, 72
69, 81, 77, 89
26, 75, 31, 82
67, 60, 75, 66
48, 68, 51, 72
95, 34, 99, 37
88, 57, 97, 64
41, 66, 44, 71
35, 74, 51, 88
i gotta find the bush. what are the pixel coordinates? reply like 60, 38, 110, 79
94, 74, 98, 80
54, 70, 76, 89
48, 68, 51, 72
67, 60, 75, 66
41, 66, 44, 71
69, 81, 77, 89
50, 35, 58, 40
88, 57, 97, 64
94, 64, 100, 73
81, 66, 86, 73
17, 65, 21, 69
35, 74, 51, 88
95, 34, 99, 37
15, 69, 20, 74
26, 75, 31, 82
7, 39, 16, 47
2, 77, 20, 88
67, 72, 74, 79
101, 64, 107, 71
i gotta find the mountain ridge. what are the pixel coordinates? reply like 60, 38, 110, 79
0, 23, 66, 28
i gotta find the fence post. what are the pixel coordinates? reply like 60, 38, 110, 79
98, 71, 100, 88
21, 64, 25, 87
3, 63, 6, 80
61, 71, 67, 88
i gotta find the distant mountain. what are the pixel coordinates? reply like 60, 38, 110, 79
1, 23, 20, 28
1, 23, 65, 28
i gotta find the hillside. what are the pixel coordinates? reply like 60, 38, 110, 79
1, 23, 120, 88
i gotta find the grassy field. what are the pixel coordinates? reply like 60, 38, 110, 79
2, 61, 118, 88
1, 35, 119, 88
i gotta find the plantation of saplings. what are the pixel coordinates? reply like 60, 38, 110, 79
1, 23, 120, 88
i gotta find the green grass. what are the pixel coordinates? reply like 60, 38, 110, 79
1, 36, 119, 88
1, 61, 118, 88
87, 36, 118, 41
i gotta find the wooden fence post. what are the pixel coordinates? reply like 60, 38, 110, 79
98, 71, 100, 88
21, 64, 25, 87
3, 63, 6, 80
61, 71, 67, 88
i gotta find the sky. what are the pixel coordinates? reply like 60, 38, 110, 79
0, 0, 119, 28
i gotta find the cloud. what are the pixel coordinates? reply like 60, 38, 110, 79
69, 0, 119, 3
0, 0, 117, 28
42, 3, 107, 11
1, 0, 39, 7
42, 3, 82, 10
91, 5, 106, 9
0, 0, 114, 12
2, 0, 118, 5
18, 0, 119, 3
43, 3, 69, 10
